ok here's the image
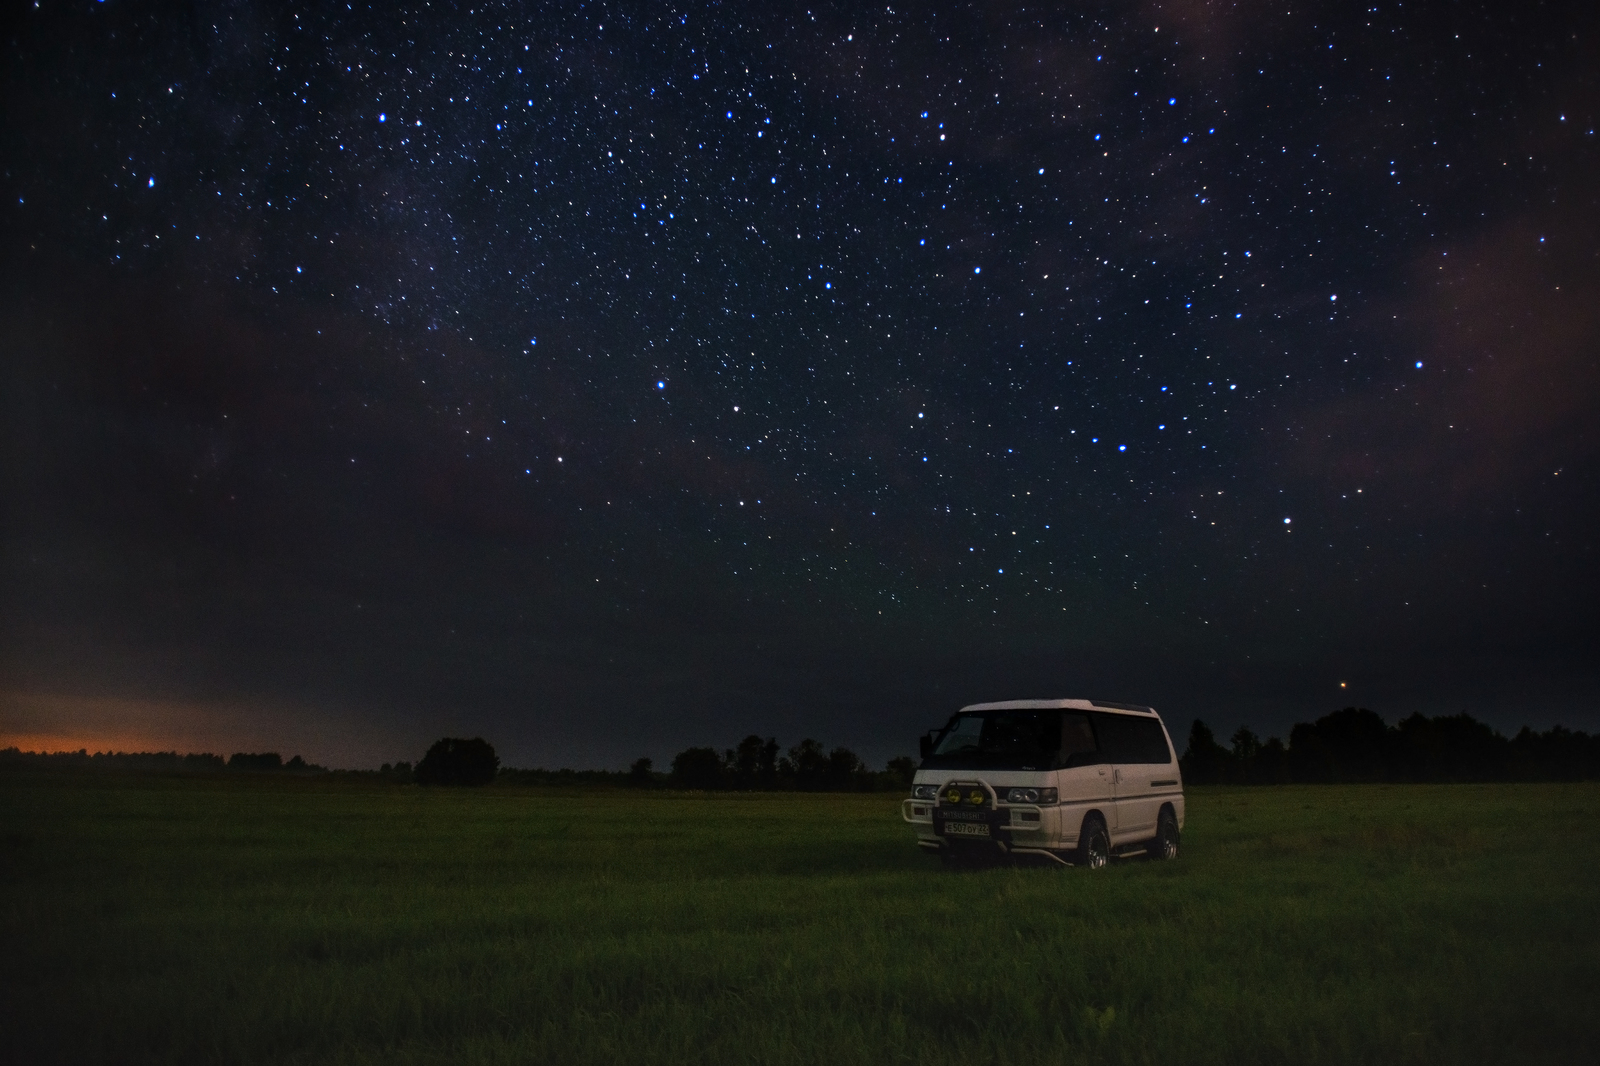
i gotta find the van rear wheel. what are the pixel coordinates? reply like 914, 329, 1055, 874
1149, 808, 1180, 861
1076, 816, 1109, 870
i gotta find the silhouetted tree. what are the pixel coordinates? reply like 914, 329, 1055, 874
784, 738, 828, 790
825, 746, 863, 790
228, 752, 282, 771
885, 756, 916, 788
1288, 707, 1389, 781
1392, 712, 1506, 781
414, 737, 499, 786
1231, 727, 1261, 769
378, 760, 413, 781
1180, 720, 1230, 784
628, 757, 655, 787
1256, 735, 1291, 783
670, 746, 724, 790
1509, 725, 1600, 780
758, 737, 780, 787
728, 735, 767, 789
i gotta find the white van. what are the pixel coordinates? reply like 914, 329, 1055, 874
901, 699, 1184, 867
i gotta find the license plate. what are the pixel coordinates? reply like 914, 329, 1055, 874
943, 820, 990, 838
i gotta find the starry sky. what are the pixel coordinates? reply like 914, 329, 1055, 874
3, 0, 1598, 768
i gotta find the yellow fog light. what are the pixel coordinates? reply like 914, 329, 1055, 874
944, 787, 963, 805
967, 788, 985, 806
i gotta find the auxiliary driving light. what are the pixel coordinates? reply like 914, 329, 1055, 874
944, 786, 964, 805
966, 788, 985, 806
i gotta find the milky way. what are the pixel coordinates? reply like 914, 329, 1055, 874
4, 1, 1598, 766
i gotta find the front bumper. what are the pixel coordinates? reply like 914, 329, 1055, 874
902, 797, 1047, 840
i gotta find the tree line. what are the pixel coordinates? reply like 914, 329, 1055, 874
0, 748, 325, 772
634, 736, 916, 792
16, 708, 1592, 788
1181, 707, 1600, 784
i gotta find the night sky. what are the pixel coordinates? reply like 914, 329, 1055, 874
3, 1, 1598, 769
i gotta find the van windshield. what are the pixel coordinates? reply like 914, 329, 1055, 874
922, 710, 1079, 771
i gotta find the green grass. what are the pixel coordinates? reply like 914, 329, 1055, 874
2, 772, 1596, 1065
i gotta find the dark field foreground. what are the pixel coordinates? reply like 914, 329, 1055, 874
1, 773, 1596, 1065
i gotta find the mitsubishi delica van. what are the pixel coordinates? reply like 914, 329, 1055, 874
901, 699, 1184, 867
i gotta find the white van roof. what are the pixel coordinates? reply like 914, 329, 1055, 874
959, 698, 1158, 716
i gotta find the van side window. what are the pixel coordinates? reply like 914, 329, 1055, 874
1092, 713, 1173, 764
1131, 717, 1173, 763
1057, 713, 1102, 768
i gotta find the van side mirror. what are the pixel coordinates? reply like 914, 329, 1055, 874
919, 733, 934, 759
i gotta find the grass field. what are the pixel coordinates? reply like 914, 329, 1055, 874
2, 772, 1596, 1065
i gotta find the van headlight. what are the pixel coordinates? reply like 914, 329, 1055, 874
911, 784, 939, 800
1005, 787, 1057, 805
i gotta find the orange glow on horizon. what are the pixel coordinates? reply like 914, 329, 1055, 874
0, 690, 398, 769
0, 731, 193, 756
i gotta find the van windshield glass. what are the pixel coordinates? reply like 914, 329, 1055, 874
922, 711, 1063, 771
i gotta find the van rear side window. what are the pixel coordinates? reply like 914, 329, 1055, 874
1093, 713, 1172, 764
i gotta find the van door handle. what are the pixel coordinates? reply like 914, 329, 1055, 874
1112, 768, 1121, 784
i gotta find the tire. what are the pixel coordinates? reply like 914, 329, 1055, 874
1075, 815, 1110, 870
1149, 807, 1180, 861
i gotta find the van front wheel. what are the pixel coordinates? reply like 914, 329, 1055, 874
1076, 815, 1109, 870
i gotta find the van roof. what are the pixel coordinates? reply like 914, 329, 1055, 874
959, 699, 1158, 716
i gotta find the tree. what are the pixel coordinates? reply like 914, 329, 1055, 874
1289, 707, 1388, 782
414, 737, 499, 786
885, 756, 916, 788
1256, 735, 1291, 783
1179, 720, 1230, 784
728, 735, 766, 789
785, 738, 828, 790
1230, 726, 1261, 766
670, 747, 724, 790
228, 752, 282, 771
1393, 712, 1506, 782
628, 757, 654, 787
380, 760, 413, 782
758, 737, 780, 787
825, 746, 863, 790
